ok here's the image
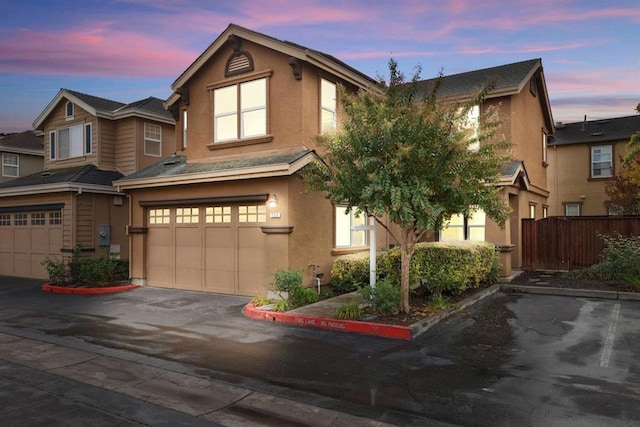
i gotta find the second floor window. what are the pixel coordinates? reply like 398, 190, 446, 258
50, 123, 92, 160
321, 79, 337, 133
591, 145, 612, 178
182, 110, 188, 149
214, 77, 266, 143
2, 153, 18, 177
65, 101, 74, 119
144, 123, 162, 157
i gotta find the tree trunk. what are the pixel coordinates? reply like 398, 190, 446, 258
399, 228, 416, 313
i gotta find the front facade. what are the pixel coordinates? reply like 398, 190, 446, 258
0, 131, 44, 184
117, 25, 553, 296
0, 90, 175, 279
547, 115, 640, 216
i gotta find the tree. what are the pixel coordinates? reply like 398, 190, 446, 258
604, 173, 640, 215
622, 102, 640, 187
304, 59, 511, 313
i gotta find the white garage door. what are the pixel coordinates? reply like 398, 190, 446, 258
146, 204, 270, 296
0, 210, 63, 279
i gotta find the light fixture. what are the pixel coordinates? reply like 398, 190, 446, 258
267, 194, 278, 208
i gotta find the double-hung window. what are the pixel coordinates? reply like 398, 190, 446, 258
459, 105, 480, 152
440, 208, 486, 242
50, 123, 92, 160
2, 153, 18, 177
214, 77, 267, 143
591, 145, 612, 178
144, 123, 162, 157
321, 79, 337, 133
335, 205, 366, 248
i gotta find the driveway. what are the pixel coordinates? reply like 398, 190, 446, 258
1, 276, 639, 426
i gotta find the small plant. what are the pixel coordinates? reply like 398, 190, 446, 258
430, 294, 453, 310
290, 287, 319, 307
272, 299, 290, 312
250, 295, 271, 307
334, 300, 363, 320
272, 269, 304, 293
41, 245, 129, 286
358, 278, 401, 315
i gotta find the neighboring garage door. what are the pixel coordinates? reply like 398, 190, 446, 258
146, 204, 270, 296
0, 210, 63, 279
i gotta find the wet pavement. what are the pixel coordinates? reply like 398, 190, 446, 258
1, 276, 640, 426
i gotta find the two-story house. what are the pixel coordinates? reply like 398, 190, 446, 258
0, 89, 175, 279
547, 115, 640, 216
115, 24, 553, 296
0, 131, 44, 184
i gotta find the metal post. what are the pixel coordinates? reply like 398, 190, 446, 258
369, 216, 376, 289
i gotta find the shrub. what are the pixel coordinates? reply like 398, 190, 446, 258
290, 287, 319, 307
272, 299, 290, 312
42, 246, 129, 286
569, 234, 640, 285
334, 300, 363, 320
270, 268, 319, 309
359, 278, 401, 315
251, 295, 271, 307
331, 252, 370, 293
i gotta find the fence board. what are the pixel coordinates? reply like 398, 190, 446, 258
522, 216, 640, 271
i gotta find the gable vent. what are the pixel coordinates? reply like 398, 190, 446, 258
225, 52, 254, 77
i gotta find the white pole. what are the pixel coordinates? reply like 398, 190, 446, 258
369, 216, 376, 289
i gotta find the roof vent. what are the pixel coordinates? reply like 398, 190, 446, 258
163, 158, 177, 166
590, 132, 605, 136
41, 172, 52, 177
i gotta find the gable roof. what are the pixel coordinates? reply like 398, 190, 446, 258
499, 160, 531, 190
0, 164, 123, 197
416, 58, 554, 131
33, 89, 175, 130
549, 115, 640, 146
166, 23, 378, 109
0, 131, 44, 156
115, 149, 319, 191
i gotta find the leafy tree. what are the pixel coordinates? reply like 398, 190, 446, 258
622, 102, 640, 186
304, 59, 511, 313
604, 172, 640, 215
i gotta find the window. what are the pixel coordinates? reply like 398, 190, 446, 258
144, 123, 162, 157
31, 212, 45, 226
591, 145, 612, 178
2, 153, 18, 177
176, 207, 199, 224
205, 206, 231, 223
49, 211, 62, 225
214, 77, 266, 143
565, 203, 581, 217
440, 208, 486, 242
65, 101, 74, 118
182, 110, 188, 148
321, 79, 337, 133
50, 123, 89, 159
542, 131, 547, 164
462, 105, 480, 152
529, 204, 536, 219
542, 206, 548, 219
0, 214, 10, 226
238, 205, 266, 223
335, 205, 366, 248
14, 213, 27, 226
149, 209, 170, 225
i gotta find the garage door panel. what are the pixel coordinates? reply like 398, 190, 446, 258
175, 227, 202, 291
14, 229, 30, 251
31, 228, 49, 252
0, 251, 14, 276
14, 253, 30, 277
147, 227, 172, 287
30, 254, 48, 279
0, 229, 12, 250
49, 228, 62, 252
238, 227, 268, 296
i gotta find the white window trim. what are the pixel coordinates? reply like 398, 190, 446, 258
49, 123, 92, 160
335, 205, 367, 248
49, 131, 56, 160
565, 203, 581, 217
182, 110, 188, 149
590, 145, 613, 178
439, 208, 486, 242
144, 123, 162, 157
84, 123, 92, 155
65, 101, 74, 120
2, 153, 19, 177
321, 78, 337, 134
542, 131, 548, 164
213, 77, 268, 143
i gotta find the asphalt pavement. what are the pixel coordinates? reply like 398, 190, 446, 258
1, 275, 640, 426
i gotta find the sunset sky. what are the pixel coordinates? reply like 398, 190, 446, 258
1, 0, 638, 133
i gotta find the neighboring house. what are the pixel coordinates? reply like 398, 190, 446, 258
0, 131, 44, 183
547, 115, 640, 216
115, 24, 553, 296
0, 89, 175, 279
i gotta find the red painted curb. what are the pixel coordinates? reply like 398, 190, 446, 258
42, 283, 140, 295
244, 303, 413, 340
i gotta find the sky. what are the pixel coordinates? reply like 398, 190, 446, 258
0, 0, 638, 133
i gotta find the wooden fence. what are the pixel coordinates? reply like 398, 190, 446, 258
522, 216, 640, 271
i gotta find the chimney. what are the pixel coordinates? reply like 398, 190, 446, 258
581, 115, 587, 131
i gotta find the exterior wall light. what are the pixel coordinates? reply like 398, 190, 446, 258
267, 194, 278, 208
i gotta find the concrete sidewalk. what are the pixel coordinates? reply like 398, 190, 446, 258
0, 332, 393, 426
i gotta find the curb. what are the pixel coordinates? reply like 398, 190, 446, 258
244, 303, 413, 340
42, 283, 140, 295
500, 284, 640, 300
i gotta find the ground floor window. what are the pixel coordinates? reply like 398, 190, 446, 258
564, 203, 581, 217
335, 205, 366, 248
440, 208, 486, 242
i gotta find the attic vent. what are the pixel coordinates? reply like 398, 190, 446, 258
225, 51, 254, 77
590, 132, 605, 136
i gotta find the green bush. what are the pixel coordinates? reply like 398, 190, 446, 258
359, 277, 401, 315
270, 268, 319, 309
334, 300, 363, 320
570, 234, 640, 285
331, 252, 370, 293
290, 287, 319, 307
42, 247, 129, 286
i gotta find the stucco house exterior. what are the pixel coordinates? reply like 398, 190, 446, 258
115, 24, 553, 296
0, 131, 44, 184
547, 115, 640, 216
0, 89, 175, 279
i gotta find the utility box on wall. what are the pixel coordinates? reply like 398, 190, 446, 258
98, 225, 111, 246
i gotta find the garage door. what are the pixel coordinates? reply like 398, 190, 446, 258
0, 210, 63, 279
146, 204, 270, 296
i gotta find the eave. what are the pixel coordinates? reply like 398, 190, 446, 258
0, 183, 123, 198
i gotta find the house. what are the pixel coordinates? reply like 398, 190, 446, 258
0, 131, 44, 183
547, 115, 640, 216
115, 24, 553, 296
0, 89, 175, 279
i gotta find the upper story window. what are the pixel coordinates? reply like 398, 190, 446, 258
335, 205, 366, 248
50, 123, 92, 160
542, 131, 548, 164
65, 101, 74, 119
440, 208, 486, 242
321, 79, 337, 133
144, 123, 162, 157
2, 153, 18, 177
214, 77, 267, 143
591, 145, 612, 178
461, 105, 480, 152
182, 110, 188, 149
